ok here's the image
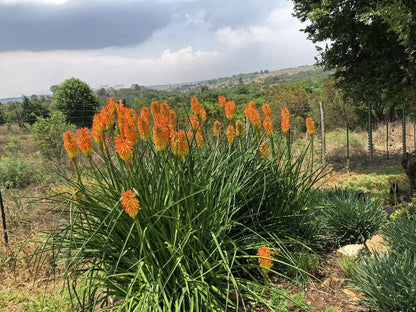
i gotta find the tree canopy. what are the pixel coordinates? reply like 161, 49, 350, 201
292, 0, 416, 115
53, 78, 100, 128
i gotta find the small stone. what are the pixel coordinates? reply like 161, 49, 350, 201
336, 244, 365, 259
342, 289, 360, 301
365, 234, 388, 254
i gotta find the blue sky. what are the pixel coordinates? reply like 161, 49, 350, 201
0, 0, 319, 98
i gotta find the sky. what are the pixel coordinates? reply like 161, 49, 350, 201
0, 0, 319, 99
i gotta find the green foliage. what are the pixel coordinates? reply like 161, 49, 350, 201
53, 78, 100, 128
352, 250, 416, 312
33, 111, 75, 162
32, 97, 326, 311
382, 218, 416, 256
292, 0, 411, 116
21, 95, 50, 125
263, 82, 310, 133
318, 188, 385, 246
0, 156, 40, 188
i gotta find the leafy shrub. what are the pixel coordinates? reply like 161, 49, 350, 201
0, 156, 40, 188
33, 111, 75, 162
319, 188, 384, 245
382, 218, 416, 256
352, 251, 416, 312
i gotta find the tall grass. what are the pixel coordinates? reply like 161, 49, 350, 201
30, 97, 326, 311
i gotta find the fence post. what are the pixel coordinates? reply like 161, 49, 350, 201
368, 103, 373, 162
386, 119, 389, 159
0, 189, 8, 247
319, 101, 326, 165
403, 107, 407, 156
346, 122, 350, 161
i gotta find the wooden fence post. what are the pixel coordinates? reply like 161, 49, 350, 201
319, 101, 326, 165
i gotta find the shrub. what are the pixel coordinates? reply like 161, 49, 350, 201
0, 156, 40, 188
319, 188, 385, 246
352, 251, 416, 311
381, 218, 416, 256
32, 97, 325, 311
33, 111, 75, 162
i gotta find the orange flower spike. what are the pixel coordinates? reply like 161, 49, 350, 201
244, 105, 251, 118
225, 101, 236, 120
124, 120, 138, 145
281, 108, 290, 133
101, 106, 115, 130
218, 95, 226, 108
306, 117, 315, 136
190, 97, 201, 116
249, 107, 261, 130
235, 120, 244, 136
169, 110, 177, 128
226, 125, 236, 144
259, 141, 269, 159
63, 131, 78, 161
263, 117, 273, 136
138, 116, 151, 141
249, 102, 257, 110
262, 103, 272, 118
213, 120, 222, 137
120, 190, 140, 219
169, 130, 179, 156
92, 113, 105, 147
189, 114, 199, 131
177, 130, 189, 161
199, 107, 207, 125
160, 101, 170, 118
195, 129, 204, 148
153, 122, 169, 151
257, 245, 273, 275
76, 128, 93, 160
114, 135, 133, 164
151, 101, 160, 120
140, 106, 150, 122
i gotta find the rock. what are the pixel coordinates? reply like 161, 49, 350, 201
342, 289, 360, 301
365, 234, 388, 254
336, 244, 365, 259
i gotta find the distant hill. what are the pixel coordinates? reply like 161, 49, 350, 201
149, 65, 331, 93
0, 97, 23, 104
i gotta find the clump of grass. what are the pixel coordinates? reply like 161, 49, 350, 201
318, 188, 385, 246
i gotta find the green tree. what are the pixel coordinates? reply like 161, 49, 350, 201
292, 0, 414, 115
21, 95, 50, 125
313, 77, 357, 130
264, 82, 310, 133
53, 78, 100, 128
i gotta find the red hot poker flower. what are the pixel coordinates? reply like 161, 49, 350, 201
225, 101, 236, 120
120, 190, 140, 219
306, 117, 315, 136
63, 131, 78, 161
77, 127, 93, 160
262, 103, 272, 118
257, 245, 272, 275
226, 125, 236, 144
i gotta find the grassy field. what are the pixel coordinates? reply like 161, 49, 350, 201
0, 121, 411, 311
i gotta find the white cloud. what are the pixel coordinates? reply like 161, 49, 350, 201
0, 47, 222, 97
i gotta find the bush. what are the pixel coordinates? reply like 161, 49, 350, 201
381, 218, 416, 257
32, 97, 326, 311
33, 111, 75, 162
352, 251, 416, 311
0, 156, 40, 188
319, 188, 385, 245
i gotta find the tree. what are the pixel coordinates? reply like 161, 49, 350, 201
21, 95, 50, 125
292, 1, 410, 112
53, 78, 100, 128
264, 82, 310, 133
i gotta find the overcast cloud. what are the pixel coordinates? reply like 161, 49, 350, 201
0, 0, 318, 98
